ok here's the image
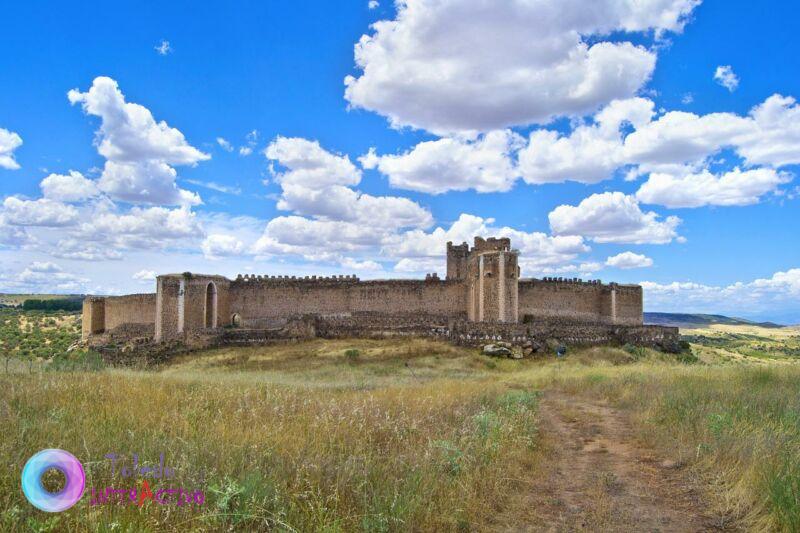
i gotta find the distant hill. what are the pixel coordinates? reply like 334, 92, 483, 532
644, 312, 784, 329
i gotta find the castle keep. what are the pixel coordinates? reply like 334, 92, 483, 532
83, 237, 676, 351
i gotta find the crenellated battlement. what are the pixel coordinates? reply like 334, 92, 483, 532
234, 274, 360, 284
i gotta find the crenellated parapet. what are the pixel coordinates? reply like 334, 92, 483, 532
233, 274, 360, 285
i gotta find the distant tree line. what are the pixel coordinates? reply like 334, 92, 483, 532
22, 299, 83, 312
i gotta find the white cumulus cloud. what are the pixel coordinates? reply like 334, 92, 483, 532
68, 76, 209, 205
518, 97, 654, 184
265, 136, 432, 229
40, 171, 100, 202
2, 197, 79, 227
0, 128, 23, 170
361, 130, 523, 194
549, 192, 682, 244
635, 167, 791, 208
714, 65, 739, 91
77, 206, 203, 249
606, 251, 654, 269
344, 0, 699, 133
133, 269, 157, 281
202, 234, 246, 259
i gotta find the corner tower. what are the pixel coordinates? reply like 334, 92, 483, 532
465, 237, 519, 323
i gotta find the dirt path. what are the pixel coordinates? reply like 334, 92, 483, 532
496, 390, 725, 532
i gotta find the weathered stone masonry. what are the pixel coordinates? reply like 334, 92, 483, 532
82, 236, 677, 350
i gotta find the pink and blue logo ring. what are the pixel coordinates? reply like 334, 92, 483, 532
21, 449, 85, 512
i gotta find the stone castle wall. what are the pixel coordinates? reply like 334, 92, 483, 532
229, 277, 465, 325
104, 294, 157, 331
82, 294, 155, 339
518, 279, 642, 326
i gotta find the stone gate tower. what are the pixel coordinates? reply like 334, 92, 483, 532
448, 237, 520, 323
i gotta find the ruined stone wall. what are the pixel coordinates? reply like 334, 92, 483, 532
519, 279, 610, 324
81, 297, 104, 340
442, 320, 670, 347
284, 314, 679, 351
229, 278, 466, 322
103, 294, 156, 332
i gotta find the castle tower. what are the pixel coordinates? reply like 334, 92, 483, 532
155, 273, 231, 342
465, 237, 519, 323
446, 241, 469, 280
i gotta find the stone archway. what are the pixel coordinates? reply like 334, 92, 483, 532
205, 282, 218, 328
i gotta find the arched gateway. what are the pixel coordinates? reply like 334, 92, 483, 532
205, 282, 218, 328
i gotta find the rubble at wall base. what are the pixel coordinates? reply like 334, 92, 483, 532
87, 312, 681, 366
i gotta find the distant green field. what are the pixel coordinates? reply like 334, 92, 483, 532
0, 293, 84, 307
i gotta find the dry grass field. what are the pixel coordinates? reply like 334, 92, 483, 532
1, 320, 800, 531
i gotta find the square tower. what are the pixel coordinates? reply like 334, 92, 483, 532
465, 237, 519, 323
446, 241, 469, 280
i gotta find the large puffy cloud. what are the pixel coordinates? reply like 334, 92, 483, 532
365, 92, 799, 197
252, 216, 382, 260
549, 192, 681, 244
265, 136, 433, 229
40, 171, 100, 202
736, 95, 800, 167
622, 110, 751, 168
68, 77, 208, 205
68, 77, 208, 165
344, 0, 698, 133
361, 130, 523, 194
635, 167, 790, 208
0, 128, 22, 170
265, 137, 361, 189
491, 93, 799, 198
623, 94, 800, 169
518, 97, 654, 184
97, 160, 200, 206
76, 206, 203, 249
2, 197, 79, 227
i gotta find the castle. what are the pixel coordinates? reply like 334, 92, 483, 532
83, 237, 675, 351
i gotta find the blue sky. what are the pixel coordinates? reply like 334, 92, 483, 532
0, 0, 798, 323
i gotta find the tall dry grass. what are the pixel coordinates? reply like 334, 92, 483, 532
0, 366, 540, 532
